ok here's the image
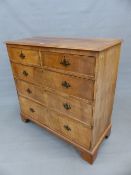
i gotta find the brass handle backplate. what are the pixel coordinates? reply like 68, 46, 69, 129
60, 57, 70, 67
29, 108, 35, 113
61, 81, 71, 88
64, 125, 71, 131
26, 88, 32, 94
23, 70, 28, 76
63, 103, 71, 110
19, 51, 25, 59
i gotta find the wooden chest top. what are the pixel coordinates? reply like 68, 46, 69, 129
6, 36, 121, 51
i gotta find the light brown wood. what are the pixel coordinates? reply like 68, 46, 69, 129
19, 96, 91, 149
80, 150, 98, 165
16, 80, 93, 125
6, 36, 121, 51
19, 95, 48, 122
12, 63, 94, 100
80, 124, 111, 164
7, 47, 40, 66
43, 70, 94, 101
16, 79, 47, 105
49, 110, 91, 148
11, 63, 43, 86
92, 44, 121, 147
42, 51, 96, 76
47, 90, 92, 126
6, 37, 122, 164
21, 112, 111, 165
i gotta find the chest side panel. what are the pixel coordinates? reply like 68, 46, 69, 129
92, 44, 121, 148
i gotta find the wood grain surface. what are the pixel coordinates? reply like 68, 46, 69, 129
6, 37, 122, 164
16, 80, 93, 125
6, 36, 121, 51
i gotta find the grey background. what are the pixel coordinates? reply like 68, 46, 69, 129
0, 0, 131, 174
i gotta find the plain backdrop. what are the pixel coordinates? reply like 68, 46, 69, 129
0, 0, 131, 174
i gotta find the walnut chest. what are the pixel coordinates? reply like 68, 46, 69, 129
6, 37, 121, 164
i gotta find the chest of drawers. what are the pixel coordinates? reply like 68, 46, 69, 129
6, 37, 121, 164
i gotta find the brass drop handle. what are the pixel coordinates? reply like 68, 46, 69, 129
63, 103, 71, 110
26, 88, 32, 94
29, 108, 35, 113
64, 125, 71, 131
61, 81, 71, 88
60, 57, 70, 67
19, 51, 25, 59
23, 70, 28, 76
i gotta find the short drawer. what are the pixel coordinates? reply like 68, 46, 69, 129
7, 47, 40, 66
16, 80, 92, 125
42, 52, 96, 77
19, 96, 91, 149
11, 63, 43, 86
44, 70, 94, 101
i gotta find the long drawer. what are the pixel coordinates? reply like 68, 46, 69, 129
42, 52, 96, 77
16, 80, 92, 125
11, 63, 94, 100
8, 47, 40, 66
19, 96, 91, 149
43, 69, 94, 101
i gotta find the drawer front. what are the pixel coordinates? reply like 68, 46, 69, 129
47, 92, 92, 125
20, 95, 59, 130
19, 96, 49, 125
55, 111, 91, 148
11, 63, 43, 86
7, 47, 40, 66
12, 64, 94, 101
16, 80, 92, 125
44, 70, 94, 100
16, 80, 47, 105
19, 96, 91, 148
42, 52, 96, 76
